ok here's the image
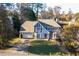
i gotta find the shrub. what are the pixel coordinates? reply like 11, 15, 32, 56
9, 38, 22, 45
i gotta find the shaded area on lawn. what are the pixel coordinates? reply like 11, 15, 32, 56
28, 40, 61, 55
28, 45, 60, 55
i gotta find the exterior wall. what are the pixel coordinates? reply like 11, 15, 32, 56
34, 22, 61, 40
20, 31, 34, 39
37, 33, 49, 39
34, 22, 49, 39
52, 27, 61, 39
20, 22, 61, 40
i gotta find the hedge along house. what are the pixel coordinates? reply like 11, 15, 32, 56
20, 19, 61, 40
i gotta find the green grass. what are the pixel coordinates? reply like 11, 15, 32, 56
30, 40, 52, 46
28, 40, 66, 55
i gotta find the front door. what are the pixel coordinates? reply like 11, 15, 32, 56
44, 33, 47, 39
37, 33, 41, 39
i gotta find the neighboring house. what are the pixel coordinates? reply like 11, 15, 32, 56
20, 19, 61, 40
57, 17, 76, 28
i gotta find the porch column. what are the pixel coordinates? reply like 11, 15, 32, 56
52, 32, 57, 39
47, 33, 50, 40
34, 33, 37, 39
19, 32, 22, 38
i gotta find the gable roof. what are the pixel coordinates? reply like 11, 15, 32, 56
38, 19, 61, 27
34, 22, 50, 33
39, 21, 53, 32
20, 19, 61, 32
21, 21, 37, 32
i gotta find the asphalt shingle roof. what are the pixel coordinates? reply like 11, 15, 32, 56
20, 19, 61, 32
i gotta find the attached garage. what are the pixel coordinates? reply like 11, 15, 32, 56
20, 31, 34, 39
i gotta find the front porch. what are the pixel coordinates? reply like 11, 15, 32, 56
19, 31, 57, 41
35, 32, 57, 40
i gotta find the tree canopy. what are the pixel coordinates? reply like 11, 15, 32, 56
21, 8, 37, 21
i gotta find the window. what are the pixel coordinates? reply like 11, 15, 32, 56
35, 27, 42, 32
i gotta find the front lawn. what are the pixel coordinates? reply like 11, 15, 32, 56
28, 40, 69, 55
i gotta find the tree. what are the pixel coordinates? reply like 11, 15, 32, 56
34, 3, 44, 19
0, 4, 9, 48
0, 3, 17, 48
66, 8, 73, 21
60, 11, 67, 21
21, 8, 37, 22
40, 7, 54, 19
61, 25, 79, 55
20, 3, 45, 20
53, 6, 61, 18
75, 13, 79, 22
40, 10, 50, 19
12, 14, 21, 36
47, 7, 54, 19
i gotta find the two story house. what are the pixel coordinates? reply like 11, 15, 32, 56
20, 19, 61, 40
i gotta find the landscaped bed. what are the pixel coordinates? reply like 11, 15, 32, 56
28, 40, 69, 56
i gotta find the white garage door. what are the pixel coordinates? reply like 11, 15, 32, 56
22, 32, 34, 39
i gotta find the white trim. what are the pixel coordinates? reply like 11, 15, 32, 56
52, 32, 57, 39
20, 31, 27, 32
